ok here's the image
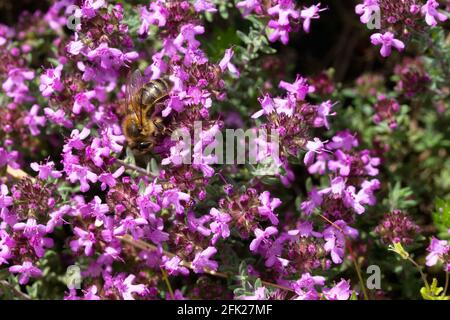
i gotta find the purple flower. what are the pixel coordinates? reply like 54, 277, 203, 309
174, 24, 205, 51
304, 138, 327, 166
236, 0, 263, 17
421, 0, 447, 26
162, 255, 189, 276
370, 32, 405, 58
219, 48, 239, 77
300, 3, 326, 33
85, 137, 110, 167
209, 208, 231, 244
292, 272, 325, 300
115, 274, 147, 300
139, 0, 168, 36
239, 287, 267, 300
9, 261, 42, 285
114, 216, 148, 239
73, 90, 96, 115
192, 247, 218, 273
252, 94, 275, 118
323, 220, 358, 264
279, 75, 314, 100
425, 237, 449, 267
39, 65, 64, 97
2, 67, 34, 103
30, 160, 62, 180
257, 191, 281, 225
250, 226, 278, 252
70, 227, 96, 256
187, 211, 212, 236
0, 230, 15, 265
161, 189, 190, 215
194, 0, 217, 13
67, 164, 98, 192
98, 166, 125, 190
81, 0, 105, 19
79, 196, 109, 221
64, 128, 91, 152
23, 105, 46, 136
323, 279, 352, 300
44, 108, 73, 128
268, 0, 300, 26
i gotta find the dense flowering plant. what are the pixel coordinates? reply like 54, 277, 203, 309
0, 0, 449, 300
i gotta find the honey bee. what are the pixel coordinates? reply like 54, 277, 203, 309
122, 70, 173, 155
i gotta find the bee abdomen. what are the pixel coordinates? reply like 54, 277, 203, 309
141, 78, 172, 106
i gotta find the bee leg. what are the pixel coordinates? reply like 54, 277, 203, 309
153, 117, 166, 135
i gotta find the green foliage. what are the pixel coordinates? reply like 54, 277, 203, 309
420, 278, 449, 300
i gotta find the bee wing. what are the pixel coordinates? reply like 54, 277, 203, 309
125, 69, 144, 125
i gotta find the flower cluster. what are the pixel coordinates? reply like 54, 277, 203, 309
375, 210, 421, 245
0, 0, 448, 301
356, 0, 448, 57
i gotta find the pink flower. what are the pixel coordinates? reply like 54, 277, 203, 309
174, 24, 205, 51
24, 105, 46, 136
192, 247, 218, 273
2, 68, 35, 103
370, 32, 405, 58
31, 160, 62, 180
304, 138, 327, 166
257, 191, 281, 225
67, 165, 98, 192
323, 279, 352, 300
279, 75, 314, 100
421, 0, 447, 26
300, 3, 326, 33
117, 274, 147, 300
139, 0, 168, 34
219, 48, 239, 77
70, 227, 96, 256
162, 256, 189, 276
236, 0, 263, 17
209, 208, 231, 244
267, 0, 300, 44
44, 108, 73, 128
39, 65, 63, 97
9, 261, 42, 285
194, 0, 217, 13
98, 166, 125, 190
250, 226, 278, 252
425, 237, 449, 267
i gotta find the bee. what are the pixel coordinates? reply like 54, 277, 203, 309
122, 70, 173, 155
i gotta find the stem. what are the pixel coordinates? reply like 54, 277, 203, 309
0, 280, 32, 300
407, 257, 430, 291
442, 271, 449, 297
346, 241, 369, 300
114, 159, 158, 178
160, 268, 175, 299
